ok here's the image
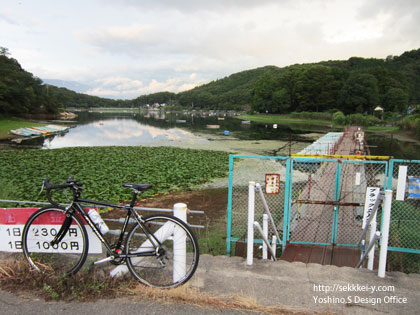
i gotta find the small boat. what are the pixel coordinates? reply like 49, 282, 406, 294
241, 120, 251, 124
9, 128, 34, 137
206, 125, 220, 129
218, 117, 225, 120
10, 125, 70, 137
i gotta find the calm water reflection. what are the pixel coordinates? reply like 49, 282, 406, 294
12, 110, 329, 150
43, 118, 207, 148
3, 110, 419, 159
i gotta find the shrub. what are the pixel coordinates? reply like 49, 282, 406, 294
344, 114, 379, 127
332, 111, 345, 125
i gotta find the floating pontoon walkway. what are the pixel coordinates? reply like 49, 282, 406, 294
280, 127, 372, 268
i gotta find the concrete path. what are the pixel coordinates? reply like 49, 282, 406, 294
1, 254, 419, 314
190, 255, 420, 314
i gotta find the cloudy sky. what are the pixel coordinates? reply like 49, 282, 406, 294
2, 0, 419, 99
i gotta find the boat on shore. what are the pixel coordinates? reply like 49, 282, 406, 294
10, 125, 70, 137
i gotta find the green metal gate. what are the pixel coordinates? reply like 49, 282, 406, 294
286, 157, 388, 247
226, 155, 419, 273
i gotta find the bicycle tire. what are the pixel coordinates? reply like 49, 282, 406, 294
125, 214, 199, 288
22, 207, 89, 276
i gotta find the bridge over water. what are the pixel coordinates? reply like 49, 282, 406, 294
280, 126, 380, 267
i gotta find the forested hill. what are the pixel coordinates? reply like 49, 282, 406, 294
134, 48, 420, 114
176, 66, 281, 110
0, 48, 119, 116
1, 47, 419, 117
0, 53, 59, 115
181, 49, 420, 113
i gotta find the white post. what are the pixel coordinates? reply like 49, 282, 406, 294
262, 214, 268, 260
378, 190, 393, 278
110, 220, 175, 278
271, 235, 277, 261
396, 166, 407, 201
253, 222, 277, 261
110, 204, 185, 279
247, 181, 256, 266
173, 203, 187, 283
368, 210, 377, 270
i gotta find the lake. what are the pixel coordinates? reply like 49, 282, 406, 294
5, 109, 420, 159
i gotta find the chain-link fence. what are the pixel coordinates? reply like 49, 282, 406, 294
386, 160, 420, 273
227, 155, 419, 273
226, 155, 287, 255
287, 158, 388, 246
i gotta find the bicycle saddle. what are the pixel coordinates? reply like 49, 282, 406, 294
123, 183, 153, 192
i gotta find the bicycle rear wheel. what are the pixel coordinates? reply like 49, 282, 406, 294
22, 207, 89, 276
125, 214, 199, 288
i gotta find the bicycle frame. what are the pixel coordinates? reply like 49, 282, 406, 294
63, 196, 163, 260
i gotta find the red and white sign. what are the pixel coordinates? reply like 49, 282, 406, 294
0, 208, 102, 253
265, 174, 280, 194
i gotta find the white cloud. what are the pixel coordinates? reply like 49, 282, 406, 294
86, 76, 205, 98
2, 0, 420, 99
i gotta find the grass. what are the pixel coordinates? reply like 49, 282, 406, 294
0, 117, 48, 139
0, 259, 129, 302
0, 259, 309, 314
236, 114, 333, 126
366, 125, 399, 132
196, 222, 227, 256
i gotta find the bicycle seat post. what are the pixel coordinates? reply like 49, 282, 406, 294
129, 189, 139, 208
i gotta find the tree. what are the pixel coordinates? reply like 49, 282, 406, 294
278, 67, 305, 112
383, 88, 409, 113
272, 88, 291, 113
0, 47, 10, 56
294, 65, 346, 112
339, 72, 379, 114
251, 72, 276, 113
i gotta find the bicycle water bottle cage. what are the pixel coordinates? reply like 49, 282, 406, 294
51, 215, 73, 245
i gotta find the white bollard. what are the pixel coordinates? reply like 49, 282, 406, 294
247, 181, 256, 266
173, 203, 187, 282
262, 214, 268, 260
378, 190, 393, 278
110, 203, 188, 279
110, 220, 175, 278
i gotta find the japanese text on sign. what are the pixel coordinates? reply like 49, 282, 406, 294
363, 187, 380, 228
265, 174, 280, 194
0, 208, 102, 253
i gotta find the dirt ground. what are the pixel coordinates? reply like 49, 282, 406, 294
100, 188, 230, 256
102, 188, 229, 233
103, 188, 228, 216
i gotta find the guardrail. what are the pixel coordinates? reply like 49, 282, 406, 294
355, 189, 393, 278
247, 181, 282, 265
0, 199, 205, 231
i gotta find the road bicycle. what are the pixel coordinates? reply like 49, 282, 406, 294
22, 178, 199, 288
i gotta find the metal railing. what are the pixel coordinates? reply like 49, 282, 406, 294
356, 190, 383, 269
355, 189, 394, 278
0, 199, 205, 231
247, 181, 282, 265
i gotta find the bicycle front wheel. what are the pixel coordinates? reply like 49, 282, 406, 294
22, 207, 89, 276
125, 214, 199, 288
